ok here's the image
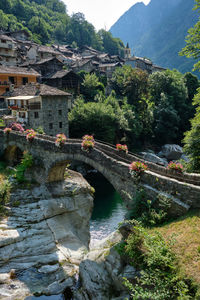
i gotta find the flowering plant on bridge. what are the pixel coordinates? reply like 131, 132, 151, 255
116, 143, 128, 154
11, 123, 24, 133
26, 129, 36, 141
55, 133, 67, 147
81, 139, 95, 152
3, 127, 12, 134
129, 161, 148, 177
82, 135, 94, 142
167, 161, 184, 173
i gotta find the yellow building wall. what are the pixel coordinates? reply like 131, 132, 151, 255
0, 74, 37, 95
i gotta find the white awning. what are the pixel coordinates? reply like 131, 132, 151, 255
7, 96, 39, 101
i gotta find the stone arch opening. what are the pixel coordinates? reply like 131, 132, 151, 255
4, 145, 23, 166
47, 159, 127, 244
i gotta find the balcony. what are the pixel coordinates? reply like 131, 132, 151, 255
8, 102, 41, 110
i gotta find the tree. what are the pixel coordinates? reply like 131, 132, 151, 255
149, 69, 188, 143
179, 0, 200, 71
183, 88, 200, 172
69, 97, 121, 143
111, 65, 149, 110
98, 29, 124, 56
81, 73, 105, 102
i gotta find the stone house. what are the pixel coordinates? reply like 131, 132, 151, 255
26, 45, 60, 62
98, 62, 123, 78
0, 34, 17, 66
5, 83, 71, 136
6, 30, 31, 41
28, 57, 64, 77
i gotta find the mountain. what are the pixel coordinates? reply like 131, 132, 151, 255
110, 0, 198, 74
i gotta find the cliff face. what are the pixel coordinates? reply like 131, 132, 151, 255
110, 0, 198, 73
0, 171, 93, 299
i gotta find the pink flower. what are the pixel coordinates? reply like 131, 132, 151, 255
116, 143, 128, 153
55, 133, 67, 147
3, 127, 12, 134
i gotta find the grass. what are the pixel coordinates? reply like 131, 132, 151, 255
150, 209, 200, 286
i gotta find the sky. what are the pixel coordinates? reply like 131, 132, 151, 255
64, 0, 151, 31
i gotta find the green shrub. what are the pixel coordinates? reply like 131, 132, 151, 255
121, 225, 196, 299
15, 151, 33, 183
0, 179, 11, 204
35, 126, 45, 135
129, 189, 171, 227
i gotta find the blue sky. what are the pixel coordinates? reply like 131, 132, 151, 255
64, 0, 151, 31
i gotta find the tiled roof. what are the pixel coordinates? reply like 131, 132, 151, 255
0, 66, 40, 76
5, 83, 71, 97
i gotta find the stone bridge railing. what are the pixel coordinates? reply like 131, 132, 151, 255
0, 130, 200, 215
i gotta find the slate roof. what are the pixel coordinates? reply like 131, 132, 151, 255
38, 45, 60, 55
0, 34, 14, 42
0, 66, 40, 76
5, 83, 71, 97
45, 70, 80, 79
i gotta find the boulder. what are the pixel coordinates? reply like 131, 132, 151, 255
158, 144, 183, 160
140, 152, 168, 166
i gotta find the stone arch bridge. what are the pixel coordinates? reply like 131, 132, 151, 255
1, 130, 200, 215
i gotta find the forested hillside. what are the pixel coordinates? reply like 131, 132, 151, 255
110, 0, 198, 73
0, 0, 124, 55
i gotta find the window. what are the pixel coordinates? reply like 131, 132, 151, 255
22, 77, 28, 85
49, 123, 53, 129
48, 110, 52, 117
1, 39, 6, 43
34, 112, 39, 119
58, 109, 62, 116
59, 122, 62, 128
9, 77, 15, 84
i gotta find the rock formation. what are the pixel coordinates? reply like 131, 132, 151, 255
0, 170, 93, 299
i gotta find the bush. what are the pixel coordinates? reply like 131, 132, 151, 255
121, 225, 196, 299
129, 189, 171, 227
0, 177, 10, 204
15, 151, 33, 183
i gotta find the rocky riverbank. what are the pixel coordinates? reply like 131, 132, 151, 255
0, 170, 93, 299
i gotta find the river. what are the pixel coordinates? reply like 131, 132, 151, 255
85, 170, 127, 247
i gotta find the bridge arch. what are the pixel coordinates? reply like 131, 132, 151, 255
46, 152, 129, 203
3, 144, 24, 165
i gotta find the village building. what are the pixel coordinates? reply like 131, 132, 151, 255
24, 57, 64, 77
98, 62, 124, 78
0, 34, 17, 66
124, 43, 166, 73
0, 66, 40, 97
4, 83, 71, 136
71, 58, 97, 73
6, 30, 31, 41
43, 70, 81, 95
